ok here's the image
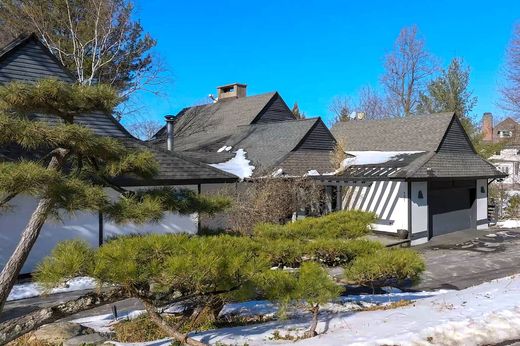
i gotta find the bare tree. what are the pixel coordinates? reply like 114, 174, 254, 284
357, 86, 389, 120
381, 25, 436, 116
0, 0, 162, 108
127, 117, 164, 140
329, 96, 354, 125
501, 24, 520, 117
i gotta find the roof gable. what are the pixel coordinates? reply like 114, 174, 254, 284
495, 117, 519, 130
0, 34, 75, 84
294, 118, 336, 151
436, 115, 476, 153
251, 92, 295, 124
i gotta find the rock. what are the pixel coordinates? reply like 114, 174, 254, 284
63, 333, 108, 346
29, 322, 94, 344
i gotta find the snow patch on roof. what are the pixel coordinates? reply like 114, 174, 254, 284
305, 169, 320, 176
343, 151, 424, 167
210, 149, 255, 180
217, 145, 233, 153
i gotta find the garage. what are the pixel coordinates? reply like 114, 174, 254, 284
428, 180, 477, 237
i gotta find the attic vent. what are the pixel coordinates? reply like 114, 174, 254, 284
217, 83, 247, 100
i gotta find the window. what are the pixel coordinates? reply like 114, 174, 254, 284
499, 130, 513, 138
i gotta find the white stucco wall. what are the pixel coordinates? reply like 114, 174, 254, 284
476, 179, 489, 230
0, 185, 199, 274
410, 181, 429, 245
341, 180, 409, 234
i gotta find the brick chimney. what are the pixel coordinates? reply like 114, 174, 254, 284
217, 83, 247, 100
482, 112, 493, 142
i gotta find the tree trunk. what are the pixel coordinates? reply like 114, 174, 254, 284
0, 287, 125, 345
0, 149, 68, 312
304, 304, 320, 338
141, 298, 207, 346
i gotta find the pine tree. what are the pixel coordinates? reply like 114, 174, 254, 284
292, 102, 305, 119
0, 79, 230, 312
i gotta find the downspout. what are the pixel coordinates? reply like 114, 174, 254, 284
407, 180, 412, 243
197, 184, 202, 234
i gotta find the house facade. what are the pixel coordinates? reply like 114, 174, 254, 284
0, 35, 238, 273
482, 113, 520, 186
320, 113, 505, 245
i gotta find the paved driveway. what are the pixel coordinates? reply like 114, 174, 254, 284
414, 228, 520, 290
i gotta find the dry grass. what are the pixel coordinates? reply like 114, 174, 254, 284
7, 333, 54, 346
362, 299, 414, 311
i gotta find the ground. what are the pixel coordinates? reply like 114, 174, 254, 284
414, 227, 520, 290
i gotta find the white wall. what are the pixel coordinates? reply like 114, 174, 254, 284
0, 185, 199, 274
341, 180, 409, 234
476, 179, 488, 230
410, 181, 428, 245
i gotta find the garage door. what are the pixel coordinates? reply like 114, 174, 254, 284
429, 180, 476, 237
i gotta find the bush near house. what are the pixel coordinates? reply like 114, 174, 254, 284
505, 194, 520, 219
34, 210, 424, 344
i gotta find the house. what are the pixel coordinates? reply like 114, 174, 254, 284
0, 34, 238, 273
151, 83, 337, 179
320, 113, 505, 244
482, 112, 520, 185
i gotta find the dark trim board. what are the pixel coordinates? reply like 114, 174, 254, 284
411, 230, 428, 240
113, 177, 239, 186
477, 218, 489, 226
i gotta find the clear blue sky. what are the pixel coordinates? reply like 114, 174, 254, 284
130, 0, 519, 127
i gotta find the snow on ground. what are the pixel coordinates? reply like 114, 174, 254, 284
209, 148, 255, 179
190, 275, 520, 346
7, 276, 96, 301
497, 219, 520, 228
76, 289, 446, 345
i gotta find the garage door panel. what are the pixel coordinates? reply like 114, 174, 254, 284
429, 181, 476, 237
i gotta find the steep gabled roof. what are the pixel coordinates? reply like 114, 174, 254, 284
0, 34, 238, 184
151, 91, 336, 177
328, 113, 505, 180
331, 112, 454, 151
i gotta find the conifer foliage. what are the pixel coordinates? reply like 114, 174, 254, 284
0, 79, 230, 313
35, 210, 424, 345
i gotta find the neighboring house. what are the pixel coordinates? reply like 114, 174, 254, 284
482, 113, 520, 186
151, 83, 337, 178
0, 34, 238, 273
322, 113, 505, 244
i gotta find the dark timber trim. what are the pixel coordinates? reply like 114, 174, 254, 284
98, 211, 104, 246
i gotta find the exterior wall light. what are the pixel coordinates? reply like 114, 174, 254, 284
418, 190, 424, 199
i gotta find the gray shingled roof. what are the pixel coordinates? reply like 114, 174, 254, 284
327, 113, 506, 180
153, 92, 278, 152
169, 118, 325, 176
331, 112, 454, 151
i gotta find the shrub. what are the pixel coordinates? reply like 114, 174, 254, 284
35, 240, 94, 289
506, 194, 520, 219
344, 248, 425, 287
254, 210, 375, 240
260, 262, 343, 338
304, 239, 383, 266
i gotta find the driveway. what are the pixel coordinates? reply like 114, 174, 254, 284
414, 227, 520, 290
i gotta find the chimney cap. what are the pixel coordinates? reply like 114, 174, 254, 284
165, 115, 176, 122
216, 82, 247, 89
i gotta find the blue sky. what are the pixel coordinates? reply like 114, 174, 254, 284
129, 0, 519, 126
